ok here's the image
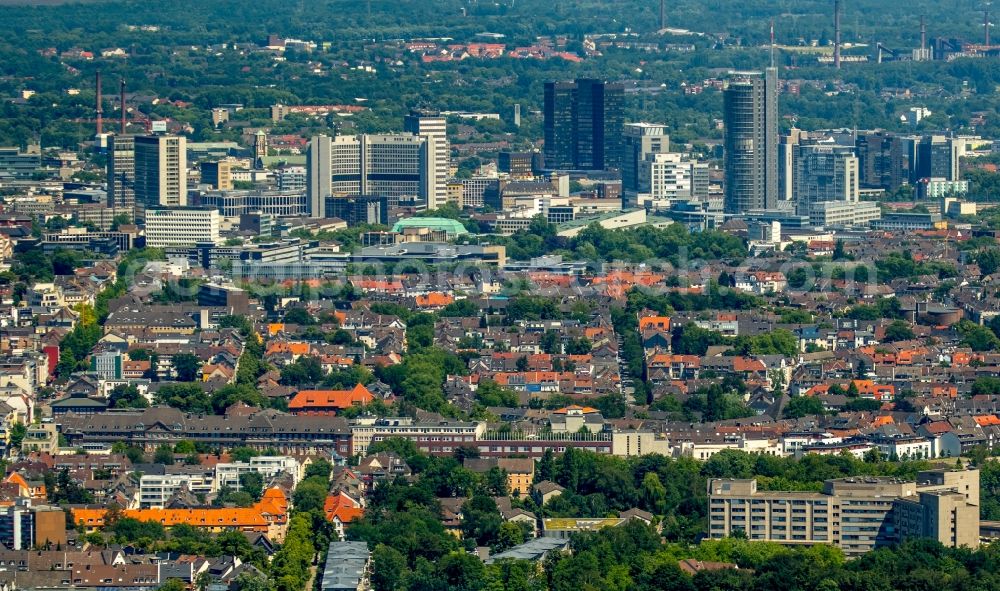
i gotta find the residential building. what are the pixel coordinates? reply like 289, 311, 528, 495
133, 134, 188, 210
21, 423, 58, 454
215, 456, 301, 491
723, 69, 778, 213
138, 473, 213, 508
543, 79, 625, 171
0, 502, 67, 550
707, 469, 979, 556
143, 207, 221, 247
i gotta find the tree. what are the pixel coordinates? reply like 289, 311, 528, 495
283, 307, 315, 325
292, 479, 328, 513
110, 384, 149, 409
171, 353, 202, 382
279, 356, 324, 386
475, 380, 519, 407
883, 320, 915, 343
8, 422, 26, 449
833, 239, 847, 260
371, 544, 407, 591
540, 330, 561, 354
153, 445, 176, 465
783, 396, 826, 419
238, 472, 264, 500
461, 495, 503, 546
159, 579, 187, 591
305, 458, 333, 481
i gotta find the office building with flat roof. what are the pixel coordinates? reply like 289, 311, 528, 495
134, 134, 188, 210
307, 133, 436, 217
404, 109, 450, 209
793, 144, 859, 216
544, 79, 624, 172
144, 206, 220, 247
708, 469, 979, 556
623, 123, 669, 196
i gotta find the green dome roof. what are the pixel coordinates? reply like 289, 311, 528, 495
391, 217, 469, 236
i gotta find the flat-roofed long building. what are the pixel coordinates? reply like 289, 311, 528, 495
708, 469, 979, 556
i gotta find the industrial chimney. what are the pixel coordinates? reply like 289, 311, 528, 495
659, 0, 665, 31
834, 0, 842, 69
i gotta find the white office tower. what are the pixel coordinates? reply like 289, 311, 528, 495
307, 133, 435, 217
134, 134, 187, 209
404, 109, 449, 209
307, 135, 333, 218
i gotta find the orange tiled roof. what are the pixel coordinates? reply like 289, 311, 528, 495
266, 342, 311, 356
73, 488, 288, 529
288, 384, 374, 411
638, 316, 671, 332
415, 292, 455, 308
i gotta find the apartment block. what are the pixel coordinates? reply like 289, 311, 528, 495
215, 456, 301, 491
707, 469, 979, 556
139, 473, 213, 508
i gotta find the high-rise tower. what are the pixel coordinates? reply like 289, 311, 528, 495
723, 69, 779, 213
543, 79, 624, 171
404, 109, 449, 209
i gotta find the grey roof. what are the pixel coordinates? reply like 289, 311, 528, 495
486, 537, 569, 564
320, 541, 370, 591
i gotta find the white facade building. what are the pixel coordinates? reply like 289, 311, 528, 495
214, 456, 301, 491
143, 207, 221, 247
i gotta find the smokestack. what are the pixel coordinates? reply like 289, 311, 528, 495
921, 15, 927, 50
95, 71, 102, 137
120, 79, 126, 135
834, 0, 842, 69
659, 0, 665, 30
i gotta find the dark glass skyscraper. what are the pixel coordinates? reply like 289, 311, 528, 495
543, 79, 624, 171
723, 68, 779, 213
